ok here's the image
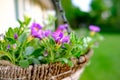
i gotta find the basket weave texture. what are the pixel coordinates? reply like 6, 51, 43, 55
0, 49, 93, 80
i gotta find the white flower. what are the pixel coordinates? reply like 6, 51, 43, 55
83, 37, 92, 48
83, 38, 88, 48
0, 34, 4, 41
13, 44, 17, 49
86, 37, 92, 43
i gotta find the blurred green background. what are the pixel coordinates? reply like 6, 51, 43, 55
61, 0, 120, 80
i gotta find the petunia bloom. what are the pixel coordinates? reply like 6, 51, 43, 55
30, 23, 51, 40
56, 24, 68, 32
89, 25, 100, 32
52, 31, 63, 43
30, 22, 43, 38
36, 30, 44, 39
61, 36, 70, 44
52, 31, 69, 44
44, 30, 51, 37
37, 30, 51, 40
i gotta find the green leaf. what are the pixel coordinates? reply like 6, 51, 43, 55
24, 16, 31, 26
68, 61, 74, 67
38, 56, 44, 60
64, 43, 70, 49
19, 60, 29, 68
18, 32, 27, 45
74, 51, 81, 57
0, 51, 13, 62
62, 58, 68, 63
6, 28, 14, 37
24, 46, 34, 56
6, 37, 16, 44
18, 19, 23, 25
31, 48, 43, 57
0, 54, 5, 58
49, 38, 55, 45
57, 58, 68, 63
32, 58, 40, 64
70, 32, 77, 43
14, 27, 19, 32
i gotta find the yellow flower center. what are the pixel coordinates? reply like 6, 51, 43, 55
35, 27, 39, 31
90, 31, 95, 36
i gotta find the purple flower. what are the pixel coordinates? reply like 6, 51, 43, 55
44, 30, 51, 37
61, 36, 70, 44
36, 30, 44, 39
7, 45, 10, 50
14, 33, 18, 39
30, 23, 51, 40
56, 24, 68, 31
30, 22, 43, 38
89, 25, 100, 32
37, 30, 52, 39
52, 31, 63, 43
52, 31, 69, 44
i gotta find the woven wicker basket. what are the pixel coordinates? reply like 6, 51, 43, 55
0, 49, 93, 80
0, 1, 94, 80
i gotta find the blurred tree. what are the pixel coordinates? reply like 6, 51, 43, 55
90, 0, 120, 32
90, 0, 108, 23
108, 0, 120, 29
61, 0, 120, 32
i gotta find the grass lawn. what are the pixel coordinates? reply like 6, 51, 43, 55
80, 33, 120, 80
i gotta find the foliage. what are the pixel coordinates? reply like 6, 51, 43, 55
0, 16, 102, 68
61, 0, 120, 32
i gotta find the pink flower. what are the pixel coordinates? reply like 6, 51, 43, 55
56, 24, 68, 32
44, 30, 51, 37
30, 23, 51, 40
89, 25, 100, 32
52, 31, 69, 44
30, 22, 42, 38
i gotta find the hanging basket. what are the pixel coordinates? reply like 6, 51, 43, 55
0, 0, 102, 80
0, 49, 93, 80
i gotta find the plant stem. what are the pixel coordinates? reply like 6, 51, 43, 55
42, 38, 54, 62
17, 40, 27, 60
0, 51, 15, 64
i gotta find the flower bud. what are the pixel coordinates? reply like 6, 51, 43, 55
14, 33, 18, 39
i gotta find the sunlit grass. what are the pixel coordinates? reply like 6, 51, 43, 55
80, 33, 120, 80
